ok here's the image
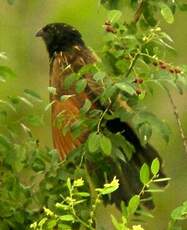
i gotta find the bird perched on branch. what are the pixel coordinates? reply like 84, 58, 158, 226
36, 23, 167, 208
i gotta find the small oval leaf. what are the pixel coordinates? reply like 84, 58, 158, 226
160, 3, 174, 24
127, 195, 140, 216
151, 158, 160, 176
100, 134, 112, 156
88, 132, 100, 153
140, 163, 150, 185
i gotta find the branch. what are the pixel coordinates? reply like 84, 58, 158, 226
164, 86, 187, 155
133, 0, 145, 24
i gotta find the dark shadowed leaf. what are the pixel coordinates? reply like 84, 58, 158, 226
88, 132, 100, 152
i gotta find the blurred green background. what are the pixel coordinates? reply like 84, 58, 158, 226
0, 1, 187, 229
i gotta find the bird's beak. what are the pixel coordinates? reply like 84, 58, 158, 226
35, 28, 44, 37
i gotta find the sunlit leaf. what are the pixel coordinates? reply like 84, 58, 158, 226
59, 215, 74, 222
160, 3, 174, 24
115, 82, 136, 95
151, 158, 160, 176
107, 10, 122, 23
127, 195, 140, 216
48, 86, 57, 95
140, 163, 150, 185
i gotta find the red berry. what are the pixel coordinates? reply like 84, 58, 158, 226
134, 78, 143, 84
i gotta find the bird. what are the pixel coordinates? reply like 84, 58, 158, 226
36, 23, 168, 209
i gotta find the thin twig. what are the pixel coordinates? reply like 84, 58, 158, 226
134, 0, 145, 24
125, 52, 140, 78
164, 86, 187, 154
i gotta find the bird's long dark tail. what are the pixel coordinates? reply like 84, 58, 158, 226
88, 118, 168, 209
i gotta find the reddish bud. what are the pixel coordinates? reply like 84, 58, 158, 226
159, 63, 167, 69
136, 88, 142, 95
169, 68, 175, 74
134, 78, 144, 84
153, 61, 158, 66
174, 68, 181, 74
105, 25, 116, 33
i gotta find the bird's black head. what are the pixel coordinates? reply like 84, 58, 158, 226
36, 23, 85, 58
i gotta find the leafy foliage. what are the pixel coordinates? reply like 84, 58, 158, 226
30, 177, 119, 230
168, 201, 187, 230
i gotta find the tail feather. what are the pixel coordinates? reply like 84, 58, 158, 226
102, 118, 168, 208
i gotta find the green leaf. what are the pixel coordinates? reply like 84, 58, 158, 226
38, 217, 47, 227
25, 114, 43, 127
98, 177, 119, 195
140, 163, 150, 185
66, 178, 71, 191
76, 79, 87, 93
111, 134, 134, 161
73, 178, 84, 187
24, 89, 42, 102
56, 203, 70, 210
60, 94, 75, 101
170, 201, 187, 221
151, 158, 160, 176
47, 220, 57, 229
76, 192, 90, 197
64, 73, 78, 90
138, 122, 152, 145
59, 215, 74, 222
160, 3, 174, 24
18, 96, 33, 107
0, 66, 16, 79
88, 132, 100, 152
111, 215, 124, 230
115, 82, 136, 95
48, 86, 57, 95
133, 112, 170, 143
93, 71, 106, 82
100, 134, 112, 155
127, 195, 140, 216
32, 158, 45, 172
107, 10, 122, 23
80, 99, 92, 113
0, 99, 16, 112
44, 101, 55, 111
115, 60, 129, 73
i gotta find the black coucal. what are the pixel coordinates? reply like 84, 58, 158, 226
36, 23, 167, 208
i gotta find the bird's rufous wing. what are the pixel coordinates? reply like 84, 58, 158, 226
50, 48, 97, 159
